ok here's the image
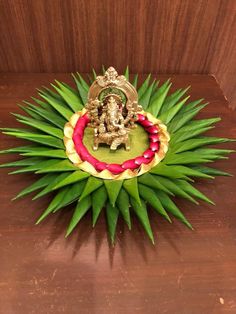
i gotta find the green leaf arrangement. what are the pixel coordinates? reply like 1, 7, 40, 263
0, 67, 234, 244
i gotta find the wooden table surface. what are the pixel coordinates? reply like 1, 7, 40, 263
0, 74, 235, 314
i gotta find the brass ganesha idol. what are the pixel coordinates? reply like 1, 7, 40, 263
85, 67, 142, 151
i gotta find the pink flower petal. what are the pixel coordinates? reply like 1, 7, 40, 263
134, 156, 150, 165
78, 146, 90, 161
74, 125, 85, 136
150, 142, 160, 152
72, 135, 83, 152
138, 114, 146, 122
82, 113, 90, 124
143, 149, 155, 158
106, 164, 124, 174
147, 126, 158, 134
122, 159, 139, 170
86, 155, 99, 166
140, 120, 154, 128
149, 134, 159, 142
95, 162, 107, 171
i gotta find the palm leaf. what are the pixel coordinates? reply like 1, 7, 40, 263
106, 203, 119, 244
66, 196, 92, 236
130, 198, 154, 244
116, 188, 131, 229
123, 178, 141, 205
92, 186, 107, 226
104, 180, 123, 206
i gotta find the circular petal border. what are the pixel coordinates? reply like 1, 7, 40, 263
64, 108, 170, 180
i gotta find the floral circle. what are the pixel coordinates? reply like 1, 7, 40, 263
64, 109, 170, 180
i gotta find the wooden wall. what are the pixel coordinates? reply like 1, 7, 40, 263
0, 0, 235, 107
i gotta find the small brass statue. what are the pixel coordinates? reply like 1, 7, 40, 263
85, 67, 142, 151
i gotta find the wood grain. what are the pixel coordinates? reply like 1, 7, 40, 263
0, 0, 236, 108
0, 73, 235, 314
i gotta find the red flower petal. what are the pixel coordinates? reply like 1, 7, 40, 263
106, 164, 124, 174
149, 134, 159, 142
95, 162, 107, 171
143, 149, 155, 158
74, 125, 85, 136
86, 155, 99, 166
122, 159, 138, 170
147, 126, 158, 134
78, 146, 90, 161
140, 120, 154, 128
82, 113, 90, 124
138, 114, 146, 122
134, 156, 149, 165
150, 142, 160, 152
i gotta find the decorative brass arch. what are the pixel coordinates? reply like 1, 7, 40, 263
87, 67, 138, 105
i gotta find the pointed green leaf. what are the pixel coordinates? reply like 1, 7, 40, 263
138, 74, 151, 99
2, 131, 64, 149
116, 188, 131, 229
92, 186, 107, 226
13, 173, 58, 200
52, 80, 83, 112
194, 148, 234, 158
168, 103, 207, 133
139, 184, 171, 222
180, 98, 205, 114
19, 104, 44, 120
158, 96, 190, 124
156, 190, 192, 229
76, 73, 90, 91
177, 117, 221, 133
66, 196, 92, 236
53, 180, 87, 212
170, 126, 214, 144
40, 87, 66, 104
33, 172, 71, 199
139, 80, 156, 109
52, 170, 90, 190
72, 74, 88, 105
174, 179, 214, 205
132, 74, 138, 89
161, 165, 214, 179
106, 203, 119, 244
161, 87, 190, 112
0, 145, 39, 155
164, 152, 211, 165
36, 160, 77, 173
36, 187, 70, 223
92, 68, 97, 80
150, 163, 189, 179
123, 177, 141, 205
172, 137, 231, 154
104, 180, 123, 206
16, 117, 64, 139
191, 165, 232, 177
9, 159, 61, 175
124, 66, 129, 80
40, 93, 74, 120
138, 173, 173, 195
80, 177, 103, 200
25, 102, 66, 128
32, 96, 56, 112
21, 149, 67, 159
130, 198, 154, 244
152, 176, 198, 204
0, 157, 42, 168
148, 82, 172, 117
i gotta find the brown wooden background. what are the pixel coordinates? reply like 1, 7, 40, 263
0, 0, 236, 107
